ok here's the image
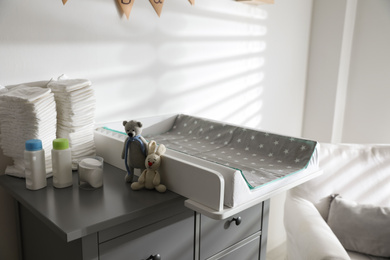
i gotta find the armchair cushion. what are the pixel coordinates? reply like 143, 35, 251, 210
289, 143, 390, 221
328, 195, 390, 258
285, 143, 390, 260
285, 195, 350, 260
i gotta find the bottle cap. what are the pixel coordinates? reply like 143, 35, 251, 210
53, 138, 69, 150
25, 139, 43, 151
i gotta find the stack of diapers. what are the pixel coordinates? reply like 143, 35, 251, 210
47, 79, 96, 167
0, 86, 57, 177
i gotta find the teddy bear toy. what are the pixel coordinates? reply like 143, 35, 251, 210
121, 120, 148, 183
131, 141, 167, 193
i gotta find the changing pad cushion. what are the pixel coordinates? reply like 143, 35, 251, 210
145, 114, 317, 189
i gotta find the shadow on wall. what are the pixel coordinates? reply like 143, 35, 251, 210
92, 0, 268, 129
0, 0, 267, 129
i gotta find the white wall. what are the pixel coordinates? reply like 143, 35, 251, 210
303, 0, 349, 143
0, 0, 314, 258
342, 0, 390, 143
0, 0, 312, 134
303, 0, 390, 145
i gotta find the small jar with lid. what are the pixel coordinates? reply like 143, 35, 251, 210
51, 138, 72, 188
24, 139, 47, 190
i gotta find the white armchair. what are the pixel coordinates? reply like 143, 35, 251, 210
284, 143, 390, 260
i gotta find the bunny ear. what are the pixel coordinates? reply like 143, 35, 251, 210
148, 141, 157, 155
156, 144, 166, 156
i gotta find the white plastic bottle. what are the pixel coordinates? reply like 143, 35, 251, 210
51, 138, 72, 188
24, 139, 47, 190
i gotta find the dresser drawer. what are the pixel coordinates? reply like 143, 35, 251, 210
200, 203, 263, 259
99, 211, 194, 260
207, 234, 261, 260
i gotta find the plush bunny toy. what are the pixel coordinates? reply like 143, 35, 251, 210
131, 141, 167, 193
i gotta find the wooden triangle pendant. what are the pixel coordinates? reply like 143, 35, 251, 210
149, 0, 165, 17
62, 0, 68, 5
188, 0, 195, 5
118, 0, 135, 19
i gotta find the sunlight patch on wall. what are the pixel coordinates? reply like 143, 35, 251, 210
95, 76, 157, 122
0, 0, 268, 128
92, 0, 268, 124
151, 0, 268, 129
194, 0, 268, 20
159, 13, 267, 37
158, 56, 264, 92
158, 41, 266, 67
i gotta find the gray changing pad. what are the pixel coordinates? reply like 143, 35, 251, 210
145, 114, 317, 190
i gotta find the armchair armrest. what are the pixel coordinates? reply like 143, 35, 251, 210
284, 193, 350, 260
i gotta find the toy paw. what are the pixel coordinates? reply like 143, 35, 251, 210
125, 174, 133, 183
131, 182, 144, 190
155, 184, 166, 193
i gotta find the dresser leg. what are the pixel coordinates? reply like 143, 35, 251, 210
259, 199, 270, 260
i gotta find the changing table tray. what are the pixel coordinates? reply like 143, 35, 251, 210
95, 114, 322, 219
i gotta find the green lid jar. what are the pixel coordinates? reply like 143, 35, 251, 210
51, 138, 72, 188
53, 138, 69, 150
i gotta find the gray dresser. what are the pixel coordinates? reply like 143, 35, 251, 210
0, 163, 269, 260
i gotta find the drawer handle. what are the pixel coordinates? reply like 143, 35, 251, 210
232, 216, 242, 226
146, 254, 161, 260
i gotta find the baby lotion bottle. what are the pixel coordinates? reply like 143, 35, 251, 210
52, 138, 72, 188
24, 139, 47, 190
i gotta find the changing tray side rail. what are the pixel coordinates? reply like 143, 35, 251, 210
160, 154, 225, 212
185, 169, 323, 220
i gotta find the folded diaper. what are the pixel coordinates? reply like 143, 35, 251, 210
1, 76, 97, 175
5, 80, 50, 90
1, 85, 52, 102
0, 85, 7, 94
49, 79, 92, 92
48, 79, 96, 166
0, 86, 56, 177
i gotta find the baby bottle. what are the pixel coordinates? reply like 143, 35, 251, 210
24, 139, 47, 190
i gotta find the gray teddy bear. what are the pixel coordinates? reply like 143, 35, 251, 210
121, 120, 148, 183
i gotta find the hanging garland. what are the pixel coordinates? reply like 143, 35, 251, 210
62, 0, 194, 19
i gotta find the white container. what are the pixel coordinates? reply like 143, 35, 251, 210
78, 156, 104, 190
24, 139, 47, 190
52, 138, 72, 188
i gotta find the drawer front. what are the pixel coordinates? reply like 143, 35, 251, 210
99, 202, 189, 243
99, 212, 194, 260
200, 203, 262, 259
208, 235, 260, 260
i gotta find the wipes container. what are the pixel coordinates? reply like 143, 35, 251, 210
78, 156, 104, 190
